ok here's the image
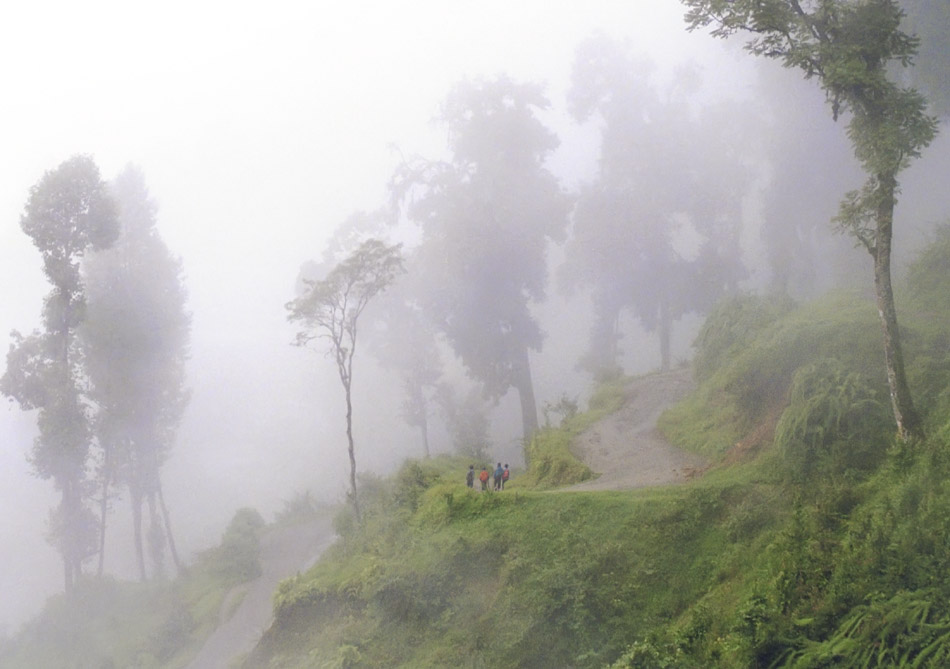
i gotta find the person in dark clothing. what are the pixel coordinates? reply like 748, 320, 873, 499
466, 465, 475, 488
493, 462, 504, 491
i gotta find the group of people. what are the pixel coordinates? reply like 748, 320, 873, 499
466, 463, 510, 491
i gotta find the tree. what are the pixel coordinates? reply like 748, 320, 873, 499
287, 238, 404, 521
901, 0, 950, 117
683, 0, 939, 441
367, 290, 443, 459
562, 35, 748, 373
81, 165, 191, 580
394, 76, 571, 442
1, 155, 119, 592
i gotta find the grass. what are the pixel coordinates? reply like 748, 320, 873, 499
9, 232, 950, 668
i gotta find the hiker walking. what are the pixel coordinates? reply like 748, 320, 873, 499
502, 464, 510, 489
466, 465, 475, 488
493, 462, 504, 491
478, 466, 490, 491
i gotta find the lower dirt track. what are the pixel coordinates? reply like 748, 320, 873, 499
185, 515, 335, 669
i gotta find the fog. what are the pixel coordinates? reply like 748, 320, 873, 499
1, 0, 947, 635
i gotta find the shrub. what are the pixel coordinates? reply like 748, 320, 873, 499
775, 359, 892, 481
693, 293, 795, 383
213, 507, 266, 582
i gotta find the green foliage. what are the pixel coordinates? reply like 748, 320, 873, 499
520, 375, 630, 488
904, 223, 950, 433
775, 359, 893, 481
665, 293, 885, 458
692, 293, 795, 383
523, 427, 593, 489
210, 507, 266, 583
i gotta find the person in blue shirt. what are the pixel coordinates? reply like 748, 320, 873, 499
493, 462, 504, 491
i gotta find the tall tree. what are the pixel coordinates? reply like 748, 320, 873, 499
563, 35, 748, 373
1, 155, 119, 592
367, 288, 444, 459
81, 166, 191, 580
287, 238, 404, 521
393, 76, 571, 442
683, 0, 939, 441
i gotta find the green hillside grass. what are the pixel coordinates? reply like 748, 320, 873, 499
6, 226, 950, 668
246, 228, 950, 668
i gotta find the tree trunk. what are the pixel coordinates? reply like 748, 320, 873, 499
343, 378, 361, 523
60, 484, 75, 594
420, 414, 431, 459
131, 487, 147, 581
157, 478, 184, 575
96, 472, 108, 578
96, 446, 112, 578
659, 295, 672, 372
872, 173, 923, 442
514, 345, 539, 443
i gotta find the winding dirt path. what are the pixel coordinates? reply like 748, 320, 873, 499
564, 367, 708, 491
185, 515, 335, 669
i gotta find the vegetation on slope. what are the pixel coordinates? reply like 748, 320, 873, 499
248, 227, 950, 668
0, 506, 271, 668
6, 226, 950, 668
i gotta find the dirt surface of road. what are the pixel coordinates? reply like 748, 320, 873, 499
565, 367, 708, 491
185, 514, 335, 669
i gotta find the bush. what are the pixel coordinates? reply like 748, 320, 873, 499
693, 293, 795, 383
775, 359, 893, 481
213, 507, 265, 582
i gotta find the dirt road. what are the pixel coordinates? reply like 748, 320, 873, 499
184, 514, 335, 669
564, 367, 707, 491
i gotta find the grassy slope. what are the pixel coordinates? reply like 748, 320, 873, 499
0, 506, 306, 669
6, 228, 950, 668
249, 228, 950, 668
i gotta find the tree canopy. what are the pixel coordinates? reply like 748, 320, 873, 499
683, 0, 939, 440
394, 76, 571, 442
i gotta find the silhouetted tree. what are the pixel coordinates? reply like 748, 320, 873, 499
394, 76, 571, 442
563, 35, 747, 372
1, 155, 119, 592
287, 238, 404, 521
81, 166, 190, 580
684, 0, 939, 441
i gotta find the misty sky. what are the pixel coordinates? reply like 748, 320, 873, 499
0, 0, 757, 632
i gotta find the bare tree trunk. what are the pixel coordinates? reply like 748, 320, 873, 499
60, 485, 75, 594
131, 487, 146, 581
659, 295, 672, 372
872, 174, 923, 442
514, 345, 539, 443
96, 447, 112, 578
156, 477, 184, 575
96, 476, 108, 578
344, 378, 361, 522
420, 415, 431, 459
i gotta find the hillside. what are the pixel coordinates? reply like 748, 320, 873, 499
5, 227, 950, 668
244, 228, 950, 668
